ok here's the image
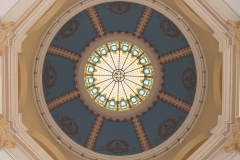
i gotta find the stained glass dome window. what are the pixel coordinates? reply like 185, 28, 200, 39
84, 41, 154, 111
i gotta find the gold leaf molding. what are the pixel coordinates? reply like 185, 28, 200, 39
0, 114, 16, 149
227, 20, 240, 54
224, 116, 240, 152
0, 22, 14, 56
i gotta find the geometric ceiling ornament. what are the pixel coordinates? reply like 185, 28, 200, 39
76, 32, 162, 120
34, 1, 207, 159
84, 41, 154, 111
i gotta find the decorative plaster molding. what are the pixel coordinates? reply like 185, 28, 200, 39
2, 0, 56, 159
227, 20, 240, 54
0, 22, 14, 56
224, 116, 240, 153
183, 0, 238, 159
0, 0, 236, 159
33, 0, 206, 159
0, 114, 16, 149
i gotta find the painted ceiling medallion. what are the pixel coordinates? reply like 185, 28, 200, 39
85, 41, 154, 111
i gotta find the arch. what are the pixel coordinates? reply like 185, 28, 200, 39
28, 130, 66, 160
173, 132, 211, 160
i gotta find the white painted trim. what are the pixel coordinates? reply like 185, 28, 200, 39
224, 0, 240, 18
207, 0, 240, 21
0, 56, 4, 114
0, 149, 15, 160
211, 149, 236, 160
1, 0, 36, 23
182, 0, 238, 159
0, 0, 19, 21
1, 0, 56, 159
33, 0, 207, 159
236, 54, 240, 116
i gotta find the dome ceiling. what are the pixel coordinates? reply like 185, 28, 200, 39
37, 1, 200, 158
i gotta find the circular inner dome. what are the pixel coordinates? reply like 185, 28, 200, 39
84, 41, 154, 111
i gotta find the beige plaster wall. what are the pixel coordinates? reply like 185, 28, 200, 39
18, 0, 222, 159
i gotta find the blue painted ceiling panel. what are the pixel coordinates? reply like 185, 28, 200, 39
93, 120, 141, 155
50, 97, 97, 146
51, 12, 98, 55
95, 2, 145, 33
139, 99, 188, 148
42, 54, 76, 102
141, 12, 189, 56
162, 55, 196, 104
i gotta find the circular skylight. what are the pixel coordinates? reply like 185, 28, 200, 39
84, 41, 154, 111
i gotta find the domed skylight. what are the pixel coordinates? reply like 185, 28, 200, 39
84, 41, 154, 111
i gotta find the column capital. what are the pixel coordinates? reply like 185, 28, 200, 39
0, 114, 16, 149
224, 116, 240, 152
227, 20, 240, 54
0, 22, 14, 56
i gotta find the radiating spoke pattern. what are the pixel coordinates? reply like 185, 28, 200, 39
84, 41, 154, 111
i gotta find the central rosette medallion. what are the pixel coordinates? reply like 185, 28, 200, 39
113, 70, 125, 82
84, 41, 154, 111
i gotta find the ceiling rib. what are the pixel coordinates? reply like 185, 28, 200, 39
159, 91, 191, 112
159, 46, 192, 64
85, 116, 104, 150
47, 89, 79, 111
86, 7, 105, 36
134, 7, 154, 37
132, 117, 151, 151
47, 45, 79, 61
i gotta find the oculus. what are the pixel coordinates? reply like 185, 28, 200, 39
84, 41, 154, 111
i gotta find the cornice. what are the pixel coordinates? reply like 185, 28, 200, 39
1, 0, 56, 159
183, 0, 238, 159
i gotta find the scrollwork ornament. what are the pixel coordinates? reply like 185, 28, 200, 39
182, 67, 196, 91
55, 115, 82, 143
227, 20, 240, 54
224, 116, 240, 152
0, 114, 16, 149
60, 18, 79, 38
155, 117, 184, 145
160, 18, 181, 38
0, 22, 14, 56
43, 65, 57, 89
107, 2, 132, 14
98, 139, 136, 155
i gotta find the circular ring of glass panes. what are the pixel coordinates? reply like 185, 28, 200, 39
84, 41, 154, 111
